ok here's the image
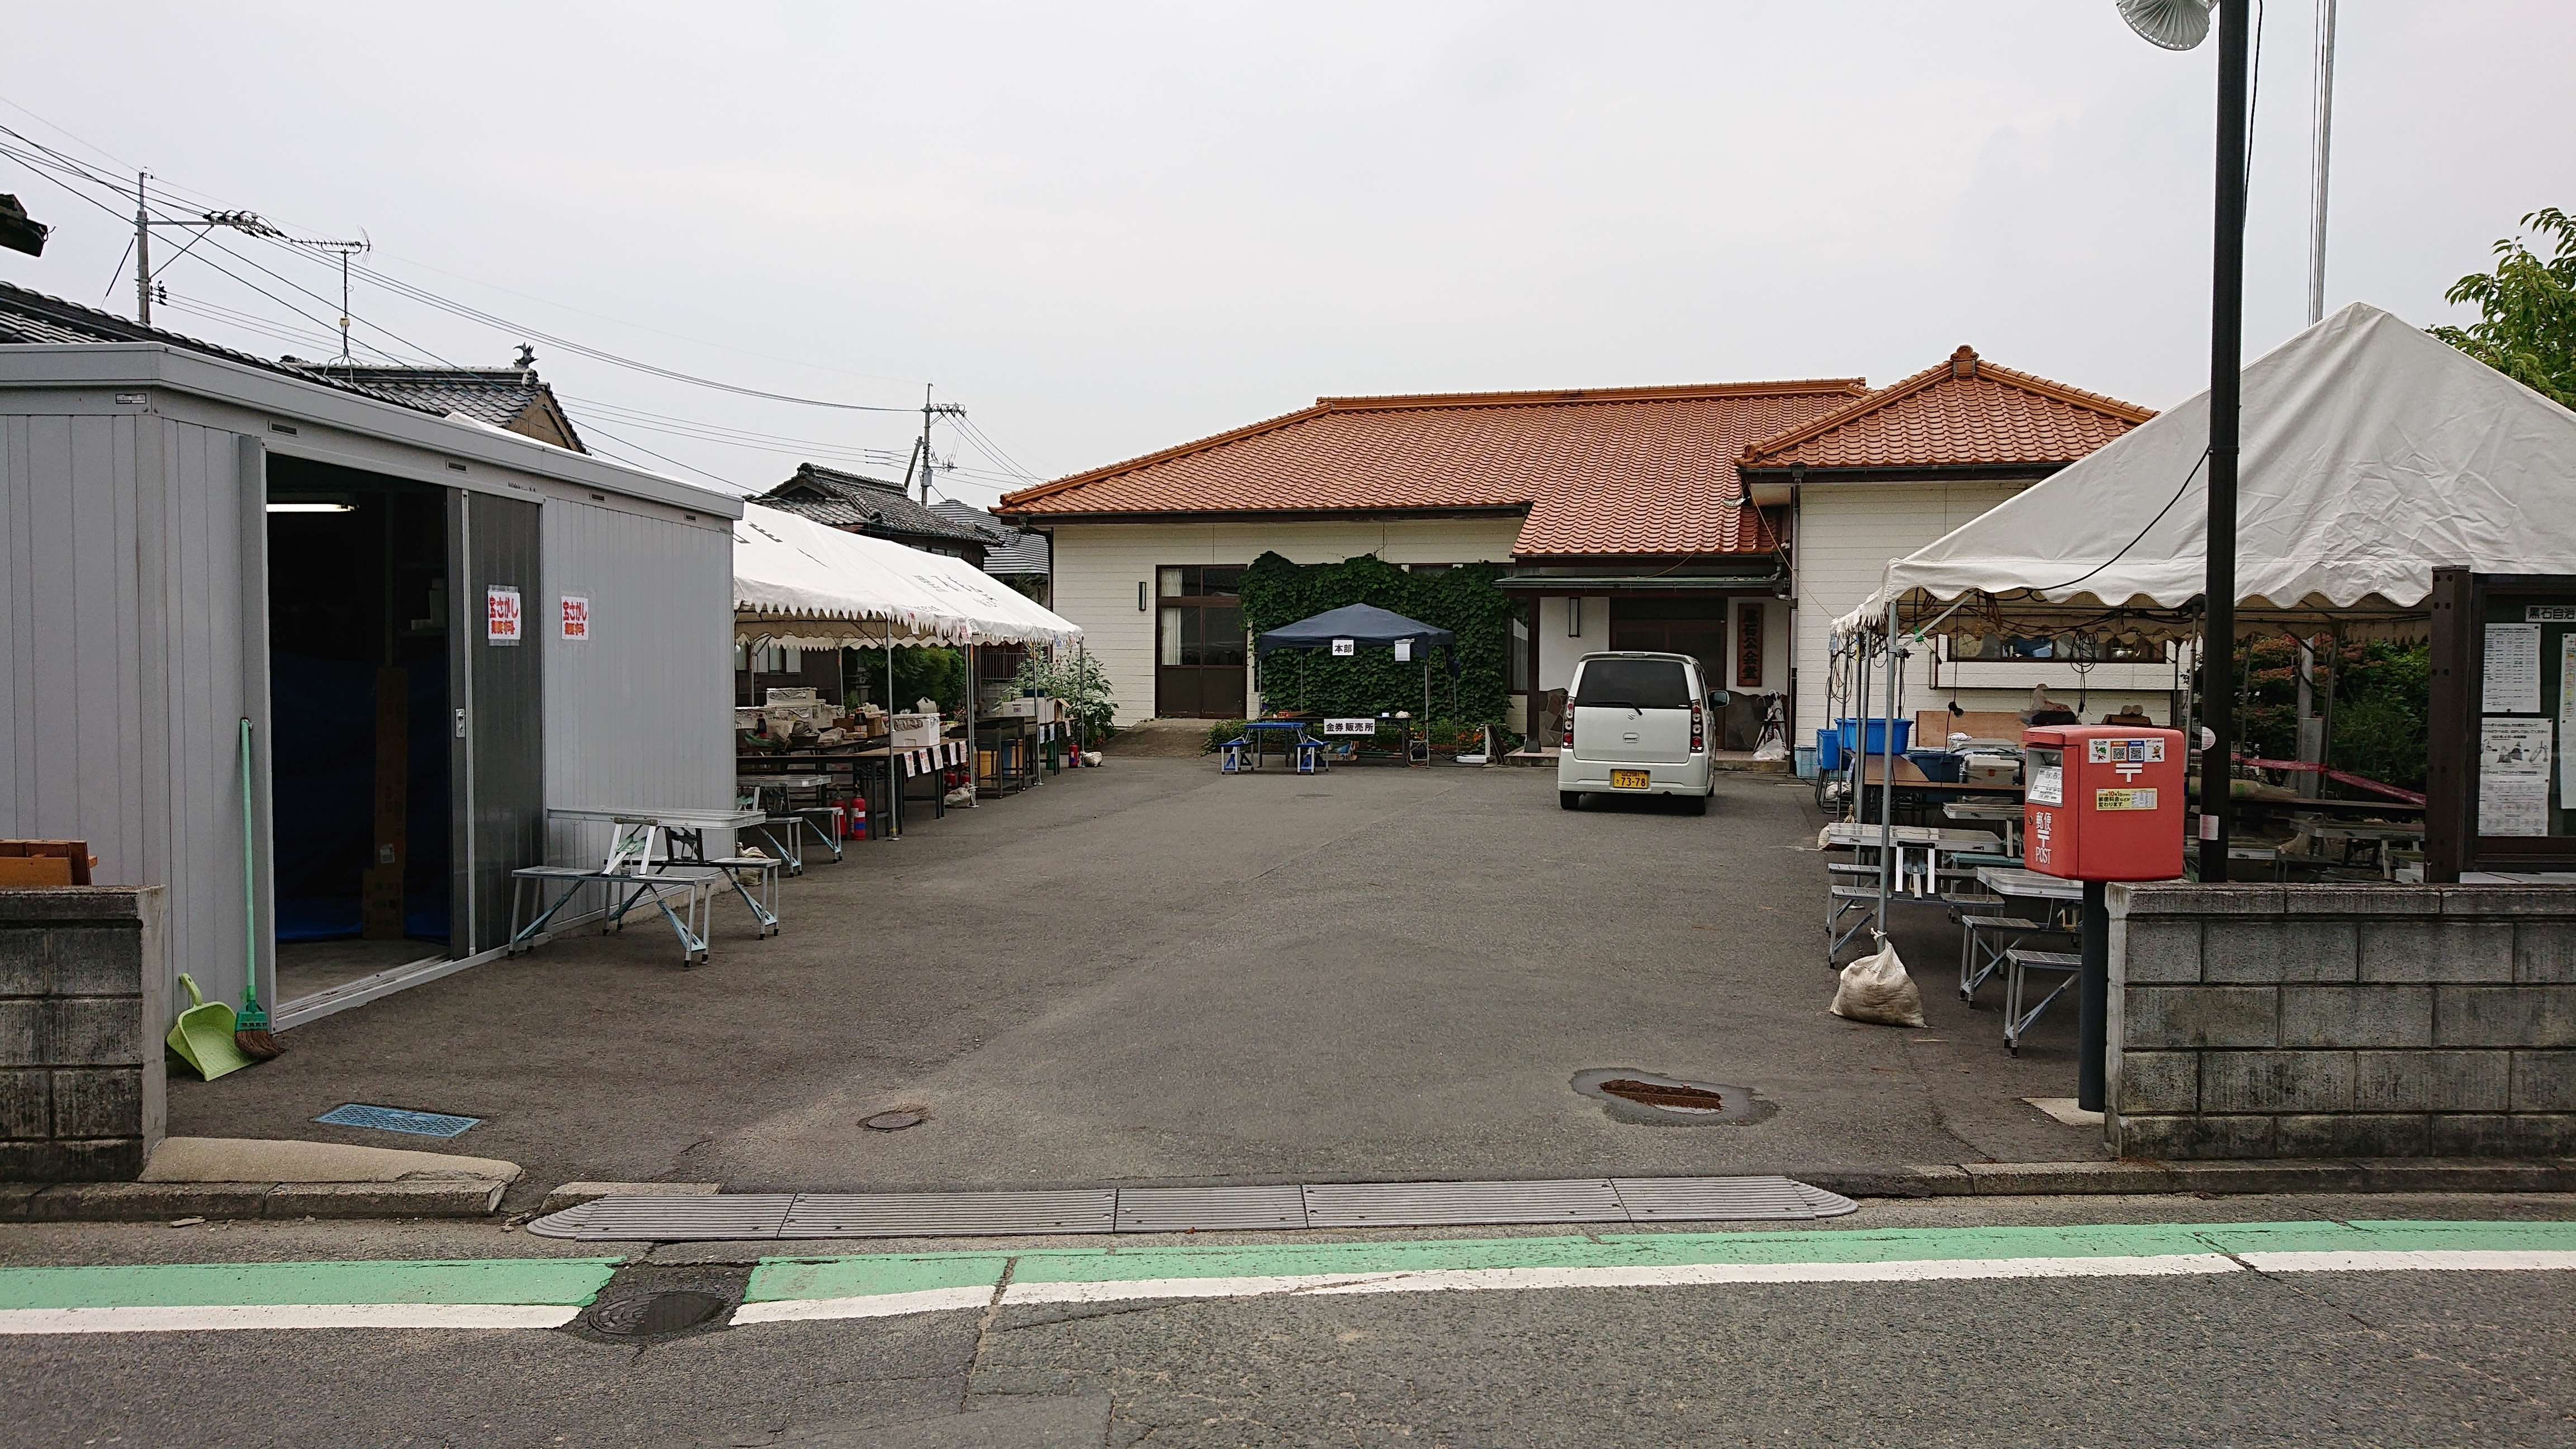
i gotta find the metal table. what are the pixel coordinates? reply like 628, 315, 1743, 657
1232, 720, 1325, 773
515, 807, 775, 962
1825, 823, 2001, 897
1943, 800, 2025, 855
737, 773, 844, 874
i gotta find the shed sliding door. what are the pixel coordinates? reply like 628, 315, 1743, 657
448, 490, 543, 954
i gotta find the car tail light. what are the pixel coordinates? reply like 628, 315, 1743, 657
1690, 702, 1704, 752
1563, 705, 1574, 748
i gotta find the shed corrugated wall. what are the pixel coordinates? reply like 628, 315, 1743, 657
2, 414, 259, 1007
540, 499, 736, 866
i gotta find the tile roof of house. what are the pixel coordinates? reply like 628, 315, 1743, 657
931, 499, 1050, 575
0, 280, 424, 405
998, 381, 1871, 558
1738, 345, 2153, 472
293, 362, 585, 452
757, 463, 994, 546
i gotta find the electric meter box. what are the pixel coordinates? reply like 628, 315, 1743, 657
2023, 725, 2185, 882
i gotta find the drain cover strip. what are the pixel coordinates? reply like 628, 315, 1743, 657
529, 1176, 1854, 1241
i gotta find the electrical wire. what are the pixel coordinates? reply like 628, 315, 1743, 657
2024, 451, 2212, 598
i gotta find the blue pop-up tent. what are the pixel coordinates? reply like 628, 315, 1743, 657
1255, 603, 1458, 675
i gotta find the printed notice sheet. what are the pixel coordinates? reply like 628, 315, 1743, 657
2479, 717, 2554, 836
2485, 623, 2542, 712
2564, 634, 2576, 809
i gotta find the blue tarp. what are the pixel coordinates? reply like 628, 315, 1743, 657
1254, 603, 1459, 676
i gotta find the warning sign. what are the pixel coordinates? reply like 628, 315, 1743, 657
560, 595, 590, 641
486, 585, 522, 645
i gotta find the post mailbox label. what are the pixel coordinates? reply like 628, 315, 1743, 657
2087, 737, 2165, 763
2029, 763, 2063, 805
2095, 788, 2158, 811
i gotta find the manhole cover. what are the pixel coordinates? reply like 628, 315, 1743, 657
588, 1290, 727, 1336
1597, 1079, 1727, 1113
862, 1111, 923, 1131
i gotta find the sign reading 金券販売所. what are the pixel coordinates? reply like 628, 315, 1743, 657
1322, 718, 1378, 735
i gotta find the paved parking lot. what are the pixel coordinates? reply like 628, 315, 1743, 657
171, 756, 2096, 1204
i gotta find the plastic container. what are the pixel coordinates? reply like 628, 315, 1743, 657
1794, 745, 1820, 780
1815, 727, 1843, 771
1905, 749, 1965, 783
1835, 718, 1914, 757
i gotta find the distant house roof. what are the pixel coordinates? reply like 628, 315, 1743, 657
0, 282, 586, 451
997, 381, 1872, 560
931, 499, 1049, 576
756, 463, 993, 551
1739, 346, 2153, 475
291, 361, 586, 453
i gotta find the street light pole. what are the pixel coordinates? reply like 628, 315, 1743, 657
2197, 0, 2251, 884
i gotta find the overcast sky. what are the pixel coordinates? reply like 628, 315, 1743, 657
4, 2, 2570, 505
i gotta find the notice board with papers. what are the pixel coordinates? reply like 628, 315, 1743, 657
2428, 570, 2576, 879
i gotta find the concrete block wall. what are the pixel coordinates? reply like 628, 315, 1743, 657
2106, 883, 2576, 1159
0, 888, 166, 1181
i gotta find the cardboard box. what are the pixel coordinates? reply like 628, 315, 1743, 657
889, 712, 943, 750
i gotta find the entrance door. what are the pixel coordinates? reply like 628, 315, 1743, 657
449, 490, 543, 955
1609, 597, 1727, 692
1155, 565, 1247, 718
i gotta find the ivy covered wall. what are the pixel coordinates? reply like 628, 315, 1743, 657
1238, 552, 1515, 723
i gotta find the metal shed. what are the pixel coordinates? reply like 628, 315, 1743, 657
1, 329, 744, 1029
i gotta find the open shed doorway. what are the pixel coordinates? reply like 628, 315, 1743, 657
264, 456, 454, 1005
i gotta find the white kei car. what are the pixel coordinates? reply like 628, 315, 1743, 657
1557, 651, 1723, 815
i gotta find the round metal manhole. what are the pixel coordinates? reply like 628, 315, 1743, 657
588, 1290, 728, 1337
862, 1110, 924, 1131
1573, 1068, 1774, 1126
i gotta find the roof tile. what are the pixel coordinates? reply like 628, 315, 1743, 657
1740, 345, 2152, 471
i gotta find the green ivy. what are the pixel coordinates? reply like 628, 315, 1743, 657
1236, 553, 1516, 723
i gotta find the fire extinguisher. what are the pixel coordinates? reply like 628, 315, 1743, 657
841, 796, 867, 841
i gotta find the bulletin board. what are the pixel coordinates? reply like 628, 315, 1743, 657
2427, 569, 2576, 878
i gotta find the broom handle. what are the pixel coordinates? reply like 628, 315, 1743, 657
239, 717, 259, 1014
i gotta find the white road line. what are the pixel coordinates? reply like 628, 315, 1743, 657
729, 1285, 1000, 1325
2238, 1249, 2576, 1274
0, 1303, 583, 1336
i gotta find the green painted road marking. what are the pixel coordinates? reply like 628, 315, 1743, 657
0, 1258, 621, 1311
746, 1253, 1014, 1304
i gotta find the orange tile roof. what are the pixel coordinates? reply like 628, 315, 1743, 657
1739, 346, 2153, 472
1000, 381, 1869, 558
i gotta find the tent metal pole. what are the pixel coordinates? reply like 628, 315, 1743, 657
1877, 600, 1900, 939
965, 637, 979, 806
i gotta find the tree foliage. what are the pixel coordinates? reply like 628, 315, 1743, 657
2225, 636, 2428, 792
1011, 647, 1119, 740
848, 645, 967, 711
2427, 207, 2576, 408
1235, 553, 1516, 723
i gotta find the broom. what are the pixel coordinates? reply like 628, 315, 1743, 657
234, 718, 283, 1060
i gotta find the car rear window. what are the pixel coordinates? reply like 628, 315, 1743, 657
1574, 658, 1692, 709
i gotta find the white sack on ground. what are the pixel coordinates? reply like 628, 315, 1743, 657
1831, 934, 1928, 1028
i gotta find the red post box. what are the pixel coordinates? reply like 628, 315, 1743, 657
2023, 726, 2185, 882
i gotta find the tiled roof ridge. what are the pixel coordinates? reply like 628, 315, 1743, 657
1314, 378, 1868, 411
1737, 345, 2153, 466
794, 460, 908, 494
997, 378, 1871, 511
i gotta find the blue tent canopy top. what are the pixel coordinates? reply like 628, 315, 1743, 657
1254, 602, 1459, 676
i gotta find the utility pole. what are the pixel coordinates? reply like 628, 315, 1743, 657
134, 172, 151, 324
2307, 0, 2338, 326
910, 384, 967, 503
2198, 0, 2252, 886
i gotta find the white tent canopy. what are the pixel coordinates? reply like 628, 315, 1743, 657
732, 503, 1081, 649
1838, 303, 2576, 636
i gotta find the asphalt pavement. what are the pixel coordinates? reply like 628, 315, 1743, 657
3, 1193, 2570, 1447
166, 759, 2096, 1208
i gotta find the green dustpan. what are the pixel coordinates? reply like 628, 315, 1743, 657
168, 973, 255, 1081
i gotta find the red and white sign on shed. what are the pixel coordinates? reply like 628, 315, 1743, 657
560, 594, 590, 641
486, 585, 522, 645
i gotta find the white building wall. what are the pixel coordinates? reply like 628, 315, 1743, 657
1535, 595, 1609, 694
1792, 480, 2175, 741
1045, 518, 1523, 723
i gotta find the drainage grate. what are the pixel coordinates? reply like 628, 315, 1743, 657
525, 1175, 1858, 1241
1302, 1179, 1627, 1228
1114, 1185, 1308, 1233
781, 1190, 1116, 1238
312, 1103, 481, 1138
1598, 1079, 1728, 1113
589, 1290, 728, 1336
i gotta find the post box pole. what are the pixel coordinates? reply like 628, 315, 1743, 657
2078, 879, 2109, 1112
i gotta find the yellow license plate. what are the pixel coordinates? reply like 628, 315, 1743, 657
1611, 769, 1651, 789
